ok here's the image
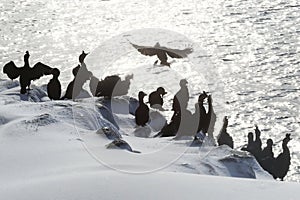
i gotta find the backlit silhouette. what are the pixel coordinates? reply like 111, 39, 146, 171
130, 42, 193, 66
3, 51, 53, 94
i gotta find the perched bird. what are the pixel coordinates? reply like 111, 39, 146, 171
206, 95, 217, 136
3, 51, 53, 94
158, 79, 192, 138
217, 116, 234, 148
135, 91, 149, 126
62, 65, 79, 100
47, 68, 61, 100
155, 110, 180, 137
79, 51, 88, 63
253, 125, 262, 154
258, 139, 275, 174
148, 87, 167, 109
272, 134, 292, 181
261, 139, 274, 159
194, 91, 208, 133
62, 51, 92, 100
242, 126, 263, 158
242, 132, 255, 154
90, 74, 133, 98
130, 42, 193, 67
172, 79, 189, 114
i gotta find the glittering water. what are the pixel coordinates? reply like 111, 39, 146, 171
0, 0, 299, 181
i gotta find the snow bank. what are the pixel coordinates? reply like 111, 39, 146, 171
0, 80, 299, 199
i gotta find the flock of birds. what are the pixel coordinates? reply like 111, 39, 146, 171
1, 42, 292, 181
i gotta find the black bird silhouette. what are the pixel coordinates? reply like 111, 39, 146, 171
47, 68, 61, 100
154, 110, 180, 137
253, 125, 262, 155
148, 87, 167, 109
241, 125, 263, 158
272, 134, 292, 181
194, 91, 208, 134
135, 91, 149, 126
217, 116, 234, 148
258, 139, 275, 175
90, 74, 133, 98
62, 51, 92, 100
3, 51, 53, 94
62, 65, 79, 100
130, 42, 193, 66
172, 79, 189, 114
241, 132, 255, 154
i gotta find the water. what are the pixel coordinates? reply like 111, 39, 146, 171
0, 0, 299, 181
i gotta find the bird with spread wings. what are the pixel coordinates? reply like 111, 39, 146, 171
3, 51, 54, 94
129, 42, 193, 67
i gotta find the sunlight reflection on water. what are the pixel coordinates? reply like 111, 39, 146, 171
0, 0, 299, 181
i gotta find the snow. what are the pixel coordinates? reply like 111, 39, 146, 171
0, 78, 299, 199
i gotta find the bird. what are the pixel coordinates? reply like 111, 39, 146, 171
241, 126, 263, 159
47, 68, 61, 100
148, 87, 167, 109
3, 51, 53, 94
253, 125, 262, 155
217, 116, 234, 148
130, 41, 193, 67
241, 132, 255, 154
79, 50, 88, 63
206, 95, 217, 136
272, 134, 292, 181
62, 65, 79, 100
90, 74, 133, 98
194, 91, 208, 134
155, 110, 180, 137
172, 79, 189, 114
160, 79, 191, 138
135, 91, 149, 126
258, 139, 275, 175
62, 51, 92, 100
261, 139, 274, 159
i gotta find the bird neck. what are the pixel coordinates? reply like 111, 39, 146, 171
282, 143, 289, 153
24, 58, 30, 67
138, 96, 144, 103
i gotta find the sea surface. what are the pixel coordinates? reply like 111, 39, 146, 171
0, 0, 299, 181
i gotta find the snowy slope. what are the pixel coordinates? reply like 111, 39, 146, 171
0, 78, 299, 199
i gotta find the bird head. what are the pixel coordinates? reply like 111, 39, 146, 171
79, 51, 89, 63
267, 139, 273, 146
179, 79, 188, 87
51, 68, 60, 78
154, 42, 161, 48
24, 51, 30, 60
72, 65, 80, 76
223, 116, 228, 127
138, 91, 147, 100
248, 132, 254, 140
157, 87, 167, 95
283, 134, 292, 144
198, 91, 208, 102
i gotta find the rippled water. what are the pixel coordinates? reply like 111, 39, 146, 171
0, 0, 299, 181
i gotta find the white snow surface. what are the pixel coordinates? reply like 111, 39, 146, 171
0, 79, 299, 199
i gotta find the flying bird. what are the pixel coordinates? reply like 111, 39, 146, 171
3, 51, 53, 94
129, 41, 193, 66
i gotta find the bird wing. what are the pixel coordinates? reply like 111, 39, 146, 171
130, 42, 159, 56
30, 62, 53, 80
3, 61, 21, 80
163, 47, 193, 58
130, 42, 193, 58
